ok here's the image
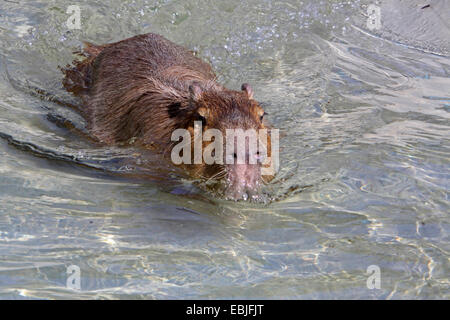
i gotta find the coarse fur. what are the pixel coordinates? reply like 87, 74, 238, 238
61, 33, 273, 200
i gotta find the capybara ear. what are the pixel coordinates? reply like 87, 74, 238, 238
241, 83, 254, 100
189, 82, 203, 102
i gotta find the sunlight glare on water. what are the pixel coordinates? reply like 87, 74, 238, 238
0, 0, 449, 299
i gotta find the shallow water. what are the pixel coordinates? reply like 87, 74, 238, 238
0, 0, 449, 299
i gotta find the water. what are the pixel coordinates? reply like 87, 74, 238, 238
0, 0, 449, 299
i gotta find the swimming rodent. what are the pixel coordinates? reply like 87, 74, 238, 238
61, 33, 274, 200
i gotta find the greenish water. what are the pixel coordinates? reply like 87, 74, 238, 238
0, 0, 449, 299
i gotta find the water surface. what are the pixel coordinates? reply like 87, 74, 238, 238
0, 0, 449, 299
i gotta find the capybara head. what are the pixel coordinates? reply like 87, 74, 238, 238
169, 82, 273, 201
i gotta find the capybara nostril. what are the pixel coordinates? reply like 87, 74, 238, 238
224, 163, 262, 201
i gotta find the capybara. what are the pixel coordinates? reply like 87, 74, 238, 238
61, 33, 275, 200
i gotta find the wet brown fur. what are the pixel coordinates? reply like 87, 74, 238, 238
61, 33, 272, 184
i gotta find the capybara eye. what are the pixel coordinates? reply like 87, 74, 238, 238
198, 115, 206, 126
260, 112, 267, 121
